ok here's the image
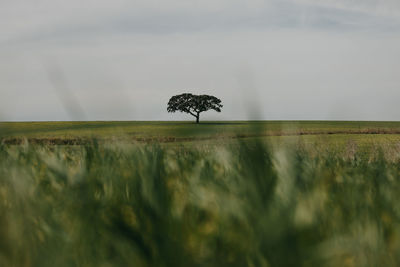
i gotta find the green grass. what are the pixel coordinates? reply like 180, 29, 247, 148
3, 121, 400, 156
2, 120, 400, 140
1, 121, 400, 266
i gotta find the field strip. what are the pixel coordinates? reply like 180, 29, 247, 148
2, 129, 400, 145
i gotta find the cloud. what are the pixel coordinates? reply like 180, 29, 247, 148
1, 0, 400, 48
293, 0, 400, 17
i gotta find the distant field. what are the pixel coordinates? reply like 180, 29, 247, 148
2, 121, 400, 145
2, 120, 400, 159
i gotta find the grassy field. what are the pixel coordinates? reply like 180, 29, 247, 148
3, 120, 400, 138
2, 120, 400, 146
1, 121, 400, 266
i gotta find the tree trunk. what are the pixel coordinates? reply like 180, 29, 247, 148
196, 115, 199, 124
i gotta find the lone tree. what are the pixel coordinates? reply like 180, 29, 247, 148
167, 93, 223, 123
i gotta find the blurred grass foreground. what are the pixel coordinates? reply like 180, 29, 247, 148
1, 124, 400, 266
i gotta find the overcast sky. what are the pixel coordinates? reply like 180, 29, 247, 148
1, 0, 400, 121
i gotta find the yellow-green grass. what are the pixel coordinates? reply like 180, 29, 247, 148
2, 122, 400, 265
2, 121, 400, 158
1, 132, 400, 266
2, 120, 400, 140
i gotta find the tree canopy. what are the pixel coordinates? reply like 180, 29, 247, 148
167, 93, 223, 123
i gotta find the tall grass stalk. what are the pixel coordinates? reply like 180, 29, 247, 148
0, 139, 399, 266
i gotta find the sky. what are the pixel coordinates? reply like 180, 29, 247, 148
1, 0, 400, 121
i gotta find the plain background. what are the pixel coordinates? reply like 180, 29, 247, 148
1, 0, 400, 121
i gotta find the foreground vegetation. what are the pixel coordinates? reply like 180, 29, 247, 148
2, 122, 400, 266
1, 131, 400, 266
